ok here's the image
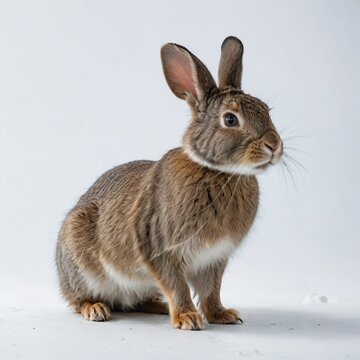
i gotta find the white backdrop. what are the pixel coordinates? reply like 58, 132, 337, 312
1, 0, 359, 313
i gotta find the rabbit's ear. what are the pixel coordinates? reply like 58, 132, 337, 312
218, 36, 244, 89
161, 43, 216, 102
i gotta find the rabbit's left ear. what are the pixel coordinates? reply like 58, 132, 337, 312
161, 43, 216, 103
218, 36, 244, 89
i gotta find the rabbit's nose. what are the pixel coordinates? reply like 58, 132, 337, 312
262, 131, 283, 159
264, 140, 283, 156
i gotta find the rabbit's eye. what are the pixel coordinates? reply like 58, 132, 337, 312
223, 113, 239, 127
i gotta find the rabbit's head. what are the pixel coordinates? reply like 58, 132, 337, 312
161, 36, 283, 175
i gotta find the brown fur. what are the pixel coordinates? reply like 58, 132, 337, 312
56, 37, 283, 330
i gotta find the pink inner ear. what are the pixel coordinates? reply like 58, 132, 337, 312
167, 51, 197, 98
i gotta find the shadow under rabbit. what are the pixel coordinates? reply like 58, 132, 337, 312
107, 306, 360, 338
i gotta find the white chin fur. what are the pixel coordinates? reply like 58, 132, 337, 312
183, 145, 264, 176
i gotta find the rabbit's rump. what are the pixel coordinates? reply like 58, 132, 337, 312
56, 161, 160, 310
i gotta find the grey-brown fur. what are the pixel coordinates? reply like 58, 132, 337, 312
56, 36, 283, 330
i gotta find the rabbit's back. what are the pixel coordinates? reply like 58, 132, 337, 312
78, 160, 155, 206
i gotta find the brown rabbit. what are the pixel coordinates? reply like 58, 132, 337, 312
56, 36, 283, 330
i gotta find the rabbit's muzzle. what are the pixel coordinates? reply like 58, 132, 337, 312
261, 130, 283, 165
249, 130, 283, 171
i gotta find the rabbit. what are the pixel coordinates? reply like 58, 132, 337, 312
56, 36, 283, 330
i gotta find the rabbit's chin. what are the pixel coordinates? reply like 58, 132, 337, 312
183, 146, 268, 176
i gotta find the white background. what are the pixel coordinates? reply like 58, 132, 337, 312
1, 1, 359, 359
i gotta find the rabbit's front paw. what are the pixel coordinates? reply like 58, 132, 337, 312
172, 311, 204, 330
206, 308, 243, 324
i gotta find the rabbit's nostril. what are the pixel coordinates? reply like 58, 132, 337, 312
264, 142, 274, 153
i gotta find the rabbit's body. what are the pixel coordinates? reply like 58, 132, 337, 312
56, 37, 283, 330
57, 148, 258, 311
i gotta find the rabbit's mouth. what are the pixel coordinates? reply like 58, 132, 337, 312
254, 156, 281, 170
255, 162, 270, 170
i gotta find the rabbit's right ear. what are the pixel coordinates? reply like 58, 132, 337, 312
218, 36, 244, 89
161, 43, 216, 103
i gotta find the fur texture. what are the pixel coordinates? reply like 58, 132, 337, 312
56, 36, 283, 330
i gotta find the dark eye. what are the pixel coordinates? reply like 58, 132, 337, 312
223, 113, 239, 127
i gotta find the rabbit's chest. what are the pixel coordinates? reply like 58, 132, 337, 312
177, 172, 259, 244
186, 237, 236, 273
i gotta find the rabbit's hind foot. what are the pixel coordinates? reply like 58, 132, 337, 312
79, 302, 111, 322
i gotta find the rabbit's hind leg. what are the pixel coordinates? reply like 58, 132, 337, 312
79, 302, 111, 321
135, 296, 169, 315
56, 202, 112, 321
